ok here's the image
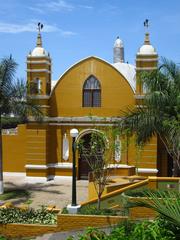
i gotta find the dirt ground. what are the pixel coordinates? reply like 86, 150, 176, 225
2, 175, 88, 209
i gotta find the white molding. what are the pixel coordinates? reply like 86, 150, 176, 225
2, 129, 18, 135
29, 95, 50, 99
107, 164, 135, 169
136, 58, 158, 62
25, 163, 73, 170
46, 116, 121, 123
137, 168, 158, 173
3, 172, 26, 177
54, 176, 72, 180
27, 55, 51, 60
27, 60, 51, 65
27, 69, 51, 73
54, 163, 72, 169
136, 67, 157, 70
25, 164, 48, 169
39, 105, 50, 108
135, 95, 145, 99
136, 105, 147, 108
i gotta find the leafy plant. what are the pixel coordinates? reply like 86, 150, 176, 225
78, 205, 118, 216
0, 206, 57, 225
67, 219, 176, 240
120, 58, 180, 176
1, 116, 23, 129
126, 190, 180, 228
0, 236, 7, 240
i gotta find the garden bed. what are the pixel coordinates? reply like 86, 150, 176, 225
0, 206, 57, 225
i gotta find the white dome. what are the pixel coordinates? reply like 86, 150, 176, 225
114, 37, 123, 48
138, 44, 157, 55
31, 47, 48, 57
112, 62, 136, 92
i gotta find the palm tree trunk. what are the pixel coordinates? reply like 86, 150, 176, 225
0, 112, 4, 194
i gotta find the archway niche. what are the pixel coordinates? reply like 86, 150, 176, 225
78, 131, 106, 180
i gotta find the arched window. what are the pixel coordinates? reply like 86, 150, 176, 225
83, 75, 101, 107
30, 78, 41, 94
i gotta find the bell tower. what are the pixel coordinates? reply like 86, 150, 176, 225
135, 20, 158, 97
26, 23, 51, 115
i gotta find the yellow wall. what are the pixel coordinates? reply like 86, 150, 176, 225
3, 125, 26, 172
50, 57, 135, 117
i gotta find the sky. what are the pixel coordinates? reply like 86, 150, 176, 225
0, 0, 180, 81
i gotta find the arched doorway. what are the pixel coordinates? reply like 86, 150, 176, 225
78, 132, 105, 180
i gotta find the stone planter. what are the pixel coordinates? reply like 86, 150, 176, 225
123, 194, 157, 220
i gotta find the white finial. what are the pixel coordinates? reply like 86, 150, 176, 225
113, 36, 124, 63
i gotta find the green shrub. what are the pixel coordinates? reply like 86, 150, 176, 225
1, 117, 23, 129
62, 205, 120, 216
78, 205, 118, 216
0, 236, 7, 240
125, 190, 180, 228
61, 207, 69, 214
0, 207, 57, 225
67, 219, 177, 240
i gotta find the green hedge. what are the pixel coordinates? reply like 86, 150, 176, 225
1, 117, 23, 129
67, 218, 179, 240
0, 207, 56, 225
62, 205, 125, 216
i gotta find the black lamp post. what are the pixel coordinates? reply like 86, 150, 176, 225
70, 128, 79, 207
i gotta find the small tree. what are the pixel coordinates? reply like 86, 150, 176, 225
78, 128, 115, 211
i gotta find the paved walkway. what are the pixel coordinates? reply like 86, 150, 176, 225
3, 175, 88, 209
35, 229, 84, 240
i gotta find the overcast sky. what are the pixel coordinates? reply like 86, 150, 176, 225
0, 0, 180, 81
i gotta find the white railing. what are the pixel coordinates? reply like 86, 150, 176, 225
2, 128, 18, 135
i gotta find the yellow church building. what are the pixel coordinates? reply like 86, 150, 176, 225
2, 29, 170, 181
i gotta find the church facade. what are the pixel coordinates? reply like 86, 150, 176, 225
3, 29, 169, 181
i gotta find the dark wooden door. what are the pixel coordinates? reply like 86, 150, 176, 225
78, 133, 104, 180
78, 155, 92, 180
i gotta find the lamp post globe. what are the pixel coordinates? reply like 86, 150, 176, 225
70, 128, 79, 138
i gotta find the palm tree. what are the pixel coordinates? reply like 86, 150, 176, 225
120, 58, 180, 176
126, 190, 180, 228
0, 56, 42, 194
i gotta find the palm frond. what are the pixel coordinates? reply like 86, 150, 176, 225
126, 190, 180, 227
0, 57, 17, 97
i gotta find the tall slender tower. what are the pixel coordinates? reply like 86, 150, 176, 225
113, 36, 124, 63
136, 20, 158, 97
26, 23, 51, 115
